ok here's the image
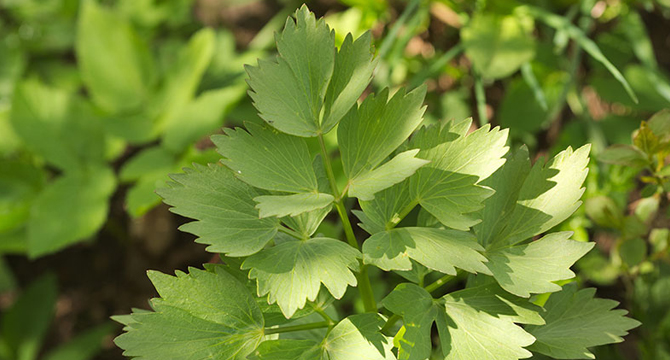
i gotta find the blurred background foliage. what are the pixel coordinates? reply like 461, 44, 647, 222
0, 0, 669, 359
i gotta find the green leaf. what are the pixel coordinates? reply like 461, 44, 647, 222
585, 196, 623, 228
348, 149, 429, 201
321, 32, 378, 133
0, 257, 15, 292
410, 122, 509, 231
10, 80, 105, 171
115, 266, 265, 360
382, 283, 440, 360
27, 166, 116, 258
339, 86, 427, 181
441, 287, 536, 360
633, 122, 661, 156
246, 6, 335, 137
362, 227, 490, 275
648, 109, 670, 139
254, 193, 335, 218
485, 232, 594, 297
1, 274, 57, 360
213, 122, 319, 193
0, 160, 45, 234
155, 28, 215, 133
485, 145, 590, 250
355, 181, 413, 234
77, 0, 154, 113
526, 283, 641, 359
162, 86, 245, 154
598, 144, 650, 167
461, 13, 536, 79
43, 323, 114, 360
242, 238, 361, 318
157, 163, 280, 257
251, 314, 395, 359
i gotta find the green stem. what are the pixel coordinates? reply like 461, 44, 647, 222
424, 274, 454, 294
313, 307, 336, 326
473, 70, 488, 126
278, 226, 305, 240
380, 314, 402, 335
386, 199, 419, 230
317, 133, 377, 313
264, 321, 330, 335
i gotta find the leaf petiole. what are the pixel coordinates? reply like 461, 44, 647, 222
264, 321, 331, 335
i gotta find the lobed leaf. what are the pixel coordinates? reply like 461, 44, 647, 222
242, 238, 361, 318
362, 227, 490, 275
254, 193, 334, 218
158, 163, 280, 257
526, 283, 641, 359
115, 266, 265, 360
485, 232, 594, 297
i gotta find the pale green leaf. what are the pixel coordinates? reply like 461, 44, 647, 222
213, 122, 319, 193
410, 123, 509, 231
348, 149, 429, 201
254, 193, 334, 218
158, 163, 279, 257
362, 227, 490, 275
27, 166, 116, 258
487, 145, 590, 250
598, 144, 649, 167
242, 238, 361, 318
441, 287, 536, 360
115, 266, 265, 360
461, 13, 536, 79
10, 80, 105, 171
246, 6, 334, 137
1, 274, 57, 360
355, 181, 412, 234
486, 232, 594, 298
250, 314, 395, 360
339, 85, 427, 180
526, 283, 641, 359
77, 0, 154, 113
321, 32, 378, 132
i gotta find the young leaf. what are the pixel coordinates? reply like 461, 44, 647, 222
246, 6, 334, 137
27, 166, 116, 258
251, 314, 395, 359
157, 163, 280, 257
115, 266, 265, 360
242, 238, 361, 318
339, 86, 427, 194
77, 0, 154, 113
526, 283, 641, 359
410, 122, 509, 231
485, 232, 594, 297
362, 227, 490, 275
213, 122, 320, 193
485, 145, 590, 250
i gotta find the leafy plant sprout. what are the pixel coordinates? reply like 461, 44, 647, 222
114, 6, 639, 360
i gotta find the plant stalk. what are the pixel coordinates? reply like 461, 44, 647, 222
264, 321, 331, 335
317, 133, 378, 313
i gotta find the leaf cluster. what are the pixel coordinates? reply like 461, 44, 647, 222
116, 7, 640, 360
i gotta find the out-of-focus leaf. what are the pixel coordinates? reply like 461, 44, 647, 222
585, 196, 623, 228
77, 0, 155, 113
43, 323, 114, 360
461, 13, 536, 79
27, 166, 116, 258
0, 161, 45, 234
0, 274, 57, 360
598, 145, 649, 167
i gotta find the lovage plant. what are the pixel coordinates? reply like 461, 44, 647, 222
115, 6, 639, 359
